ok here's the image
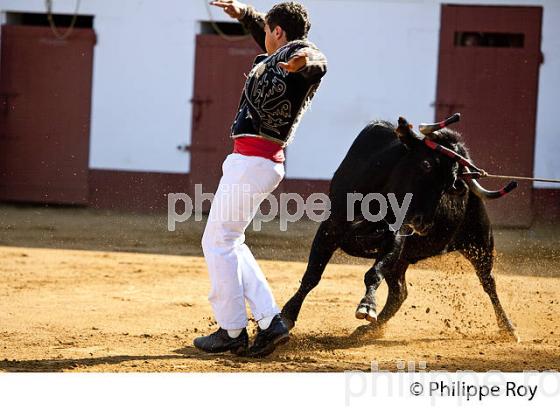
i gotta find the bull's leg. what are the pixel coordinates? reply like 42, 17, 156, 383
355, 235, 405, 323
281, 219, 346, 329
460, 246, 519, 342
376, 260, 409, 325
355, 266, 381, 322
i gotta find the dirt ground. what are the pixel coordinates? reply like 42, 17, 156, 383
1, 204, 559, 372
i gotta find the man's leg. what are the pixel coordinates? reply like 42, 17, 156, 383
195, 154, 284, 354
223, 156, 290, 357
201, 155, 254, 331
194, 155, 252, 353
239, 244, 279, 325
225, 157, 285, 326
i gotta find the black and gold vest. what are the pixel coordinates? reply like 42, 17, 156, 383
230, 40, 327, 147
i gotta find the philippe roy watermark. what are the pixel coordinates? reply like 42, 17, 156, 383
167, 183, 413, 232
344, 360, 560, 406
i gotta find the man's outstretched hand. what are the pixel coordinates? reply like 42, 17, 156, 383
210, 1, 247, 19
277, 52, 309, 73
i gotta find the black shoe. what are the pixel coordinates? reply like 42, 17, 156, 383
193, 328, 248, 354
247, 315, 290, 358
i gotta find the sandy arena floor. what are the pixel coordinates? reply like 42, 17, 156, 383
0, 205, 559, 372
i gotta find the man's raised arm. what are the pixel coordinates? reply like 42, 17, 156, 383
278, 47, 328, 80
210, 1, 266, 52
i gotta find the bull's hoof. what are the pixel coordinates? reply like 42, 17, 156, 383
498, 327, 520, 343
280, 315, 295, 331
355, 304, 377, 323
498, 319, 520, 343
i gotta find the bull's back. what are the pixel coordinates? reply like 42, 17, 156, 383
330, 121, 405, 197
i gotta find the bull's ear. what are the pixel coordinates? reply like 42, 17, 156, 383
395, 116, 418, 147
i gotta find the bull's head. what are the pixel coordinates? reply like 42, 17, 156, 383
389, 114, 517, 235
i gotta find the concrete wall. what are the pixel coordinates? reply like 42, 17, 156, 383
0, 0, 558, 187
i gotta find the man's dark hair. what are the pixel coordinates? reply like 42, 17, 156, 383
265, 2, 311, 41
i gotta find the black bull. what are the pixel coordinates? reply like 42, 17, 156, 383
280, 116, 520, 342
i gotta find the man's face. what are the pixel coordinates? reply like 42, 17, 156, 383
264, 22, 277, 55
264, 22, 287, 55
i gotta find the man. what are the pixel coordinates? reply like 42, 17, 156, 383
194, 0, 327, 358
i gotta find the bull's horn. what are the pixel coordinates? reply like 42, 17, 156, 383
419, 113, 461, 135
465, 174, 518, 200
423, 139, 484, 174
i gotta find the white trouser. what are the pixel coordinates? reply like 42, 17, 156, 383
201, 153, 285, 330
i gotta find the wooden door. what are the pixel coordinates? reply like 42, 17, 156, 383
435, 5, 542, 227
0, 25, 95, 204
189, 35, 261, 208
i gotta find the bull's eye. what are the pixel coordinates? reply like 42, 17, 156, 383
421, 160, 433, 172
